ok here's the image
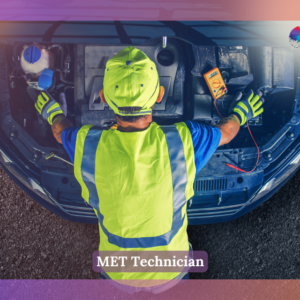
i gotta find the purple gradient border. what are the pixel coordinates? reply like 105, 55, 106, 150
2, 280, 300, 299
0, 0, 299, 21
1, 1, 300, 299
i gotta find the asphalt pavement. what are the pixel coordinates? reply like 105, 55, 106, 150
1, 165, 300, 279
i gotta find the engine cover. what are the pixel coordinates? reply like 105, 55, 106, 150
74, 43, 185, 127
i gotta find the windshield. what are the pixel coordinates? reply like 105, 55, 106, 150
0, 21, 297, 47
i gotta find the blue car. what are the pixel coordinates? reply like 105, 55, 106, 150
0, 21, 299, 225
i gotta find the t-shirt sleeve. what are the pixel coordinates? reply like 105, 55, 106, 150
185, 120, 221, 175
61, 126, 80, 164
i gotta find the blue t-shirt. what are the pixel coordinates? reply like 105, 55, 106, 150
61, 121, 221, 175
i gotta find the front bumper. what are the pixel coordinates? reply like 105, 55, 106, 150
0, 139, 97, 224
1, 133, 300, 226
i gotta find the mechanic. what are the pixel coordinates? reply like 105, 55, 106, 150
34, 46, 264, 292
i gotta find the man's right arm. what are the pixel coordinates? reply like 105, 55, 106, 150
215, 114, 240, 146
34, 91, 79, 163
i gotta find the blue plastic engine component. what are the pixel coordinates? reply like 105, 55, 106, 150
38, 68, 54, 90
23, 45, 41, 64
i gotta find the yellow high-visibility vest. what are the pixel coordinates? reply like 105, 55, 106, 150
74, 122, 196, 283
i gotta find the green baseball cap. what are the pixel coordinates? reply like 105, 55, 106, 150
103, 46, 160, 116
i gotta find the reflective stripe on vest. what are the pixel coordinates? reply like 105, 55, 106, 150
81, 125, 188, 249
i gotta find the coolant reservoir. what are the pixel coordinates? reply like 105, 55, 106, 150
20, 44, 54, 79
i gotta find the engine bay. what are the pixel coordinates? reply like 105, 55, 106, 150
75, 42, 186, 127
2, 39, 299, 171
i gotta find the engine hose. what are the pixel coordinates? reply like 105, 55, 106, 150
58, 70, 74, 85
63, 86, 75, 117
48, 44, 63, 51
63, 85, 74, 93
12, 43, 25, 76
49, 44, 74, 85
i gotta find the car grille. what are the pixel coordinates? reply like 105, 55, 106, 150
194, 178, 228, 192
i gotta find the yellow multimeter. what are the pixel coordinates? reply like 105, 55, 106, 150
204, 68, 227, 100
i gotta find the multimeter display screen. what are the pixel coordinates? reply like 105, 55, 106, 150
208, 71, 218, 79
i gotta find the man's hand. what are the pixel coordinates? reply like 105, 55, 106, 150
230, 90, 264, 126
35, 91, 65, 125
35, 91, 72, 143
216, 90, 264, 146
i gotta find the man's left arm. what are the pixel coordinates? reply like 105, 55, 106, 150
215, 114, 240, 146
215, 89, 264, 146
51, 115, 73, 144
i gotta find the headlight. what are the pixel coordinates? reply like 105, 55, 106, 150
253, 152, 300, 202
0, 147, 54, 205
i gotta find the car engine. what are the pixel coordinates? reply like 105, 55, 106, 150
5, 39, 297, 152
